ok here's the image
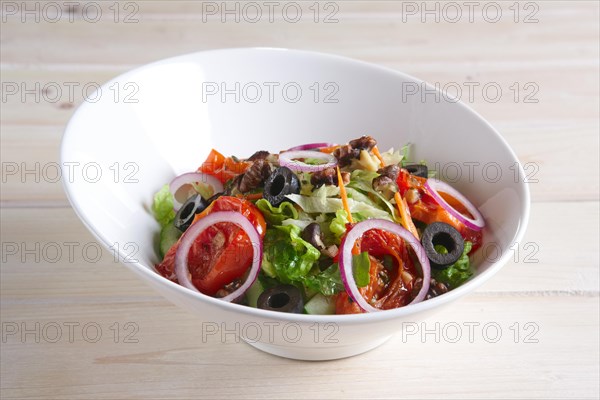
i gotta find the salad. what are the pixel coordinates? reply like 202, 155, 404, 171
152, 136, 484, 314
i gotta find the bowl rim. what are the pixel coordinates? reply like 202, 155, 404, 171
61, 47, 531, 324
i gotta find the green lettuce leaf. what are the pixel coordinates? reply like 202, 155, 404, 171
152, 184, 176, 228
329, 209, 350, 239
381, 146, 406, 166
303, 263, 345, 296
347, 170, 398, 219
281, 218, 313, 230
261, 225, 320, 283
432, 241, 473, 289
352, 251, 371, 287
256, 199, 298, 226
285, 194, 391, 219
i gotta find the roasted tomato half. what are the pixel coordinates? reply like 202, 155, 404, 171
198, 148, 251, 184
156, 196, 266, 296
336, 229, 421, 314
397, 168, 482, 251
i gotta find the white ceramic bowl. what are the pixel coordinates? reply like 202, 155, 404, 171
61, 48, 530, 360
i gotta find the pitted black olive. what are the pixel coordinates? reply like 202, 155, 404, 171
174, 194, 208, 232
206, 191, 224, 204
405, 164, 428, 178
263, 167, 300, 206
301, 223, 325, 250
257, 284, 304, 313
421, 222, 465, 268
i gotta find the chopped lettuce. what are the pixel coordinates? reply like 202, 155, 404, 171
261, 225, 320, 283
352, 252, 371, 287
345, 187, 377, 207
303, 157, 328, 165
152, 184, 176, 228
381, 146, 406, 166
285, 194, 391, 219
329, 209, 350, 239
303, 263, 344, 296
400, 143, 411, 166
432, 241, 473, 288
261, 224, 346, 297
347, 170, 398, 219
256, 199, 298, 226
312, 184, 340, 198
281, 218, 313, 230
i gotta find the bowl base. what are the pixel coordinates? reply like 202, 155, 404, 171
243, 334, 393, 361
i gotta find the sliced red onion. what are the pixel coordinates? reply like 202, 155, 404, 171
170, 172, 223, 210
287, 142, 336, 151
339, 219, 431, 313
278, 150, 337, 173
425, 179, 485, 231
174, 211, 262, 303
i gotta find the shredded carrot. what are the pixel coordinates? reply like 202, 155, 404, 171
372, 145, 386, 167
352, 240, 361, 255
192, 201, 216, 225
319, 145, 340, 154
394, 192, 419, 240
337, 166, 353, 224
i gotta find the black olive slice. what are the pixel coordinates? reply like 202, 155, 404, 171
405, 164, 428, 178
257, 284, 304, 314
421, 222, 465, 268
174, 194, 208, 232
263, 167, 300, 206
301, 223, 325, 250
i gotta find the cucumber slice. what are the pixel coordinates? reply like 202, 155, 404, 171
304, 293, 336, 315
245, 279, 264, 308
160, 223, 181, 257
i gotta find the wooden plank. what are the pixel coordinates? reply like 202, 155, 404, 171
1, 295, 597, 399
1, 2, 598, 66
0, 204, 598, 302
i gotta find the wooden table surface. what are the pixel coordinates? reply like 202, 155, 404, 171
1, 1, 599, 399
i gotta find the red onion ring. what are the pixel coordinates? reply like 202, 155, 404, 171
287, 142, 336, 151
424, 179, 485, 231
339, 219, 431, 313
174, 211, 263, 303
170, 172, 224, 210
278, 150, 337, 173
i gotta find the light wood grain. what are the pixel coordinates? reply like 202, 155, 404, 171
1, 295, 598, 399
1, 1, 599, 399
1, 2, 598, 66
